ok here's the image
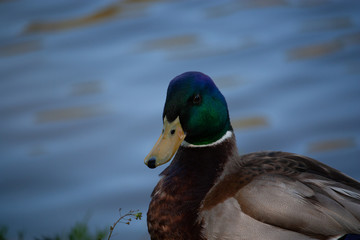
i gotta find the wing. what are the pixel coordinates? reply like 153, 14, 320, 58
201, 152, 360, 239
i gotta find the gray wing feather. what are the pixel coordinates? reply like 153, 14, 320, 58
235, 173, 360, 237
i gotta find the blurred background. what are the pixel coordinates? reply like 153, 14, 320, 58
1, 0, 360, 239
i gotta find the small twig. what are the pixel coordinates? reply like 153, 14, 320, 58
107, 209, 142, 240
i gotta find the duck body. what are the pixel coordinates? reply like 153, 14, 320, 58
145, 72, 360, 240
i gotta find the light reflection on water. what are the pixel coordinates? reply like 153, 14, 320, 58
1, 0, 360, 239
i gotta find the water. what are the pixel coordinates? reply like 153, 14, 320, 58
1, 0, 360, 239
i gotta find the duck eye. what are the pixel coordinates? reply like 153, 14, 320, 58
170, 129, 175, 135
192, 94, 202, 105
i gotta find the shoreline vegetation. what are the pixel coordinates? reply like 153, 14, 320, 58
0, 209, 142, 240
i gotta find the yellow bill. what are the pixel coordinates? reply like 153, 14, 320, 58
145, 116, 186, 168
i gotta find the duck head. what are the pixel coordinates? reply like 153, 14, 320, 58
144, 72, 232, 168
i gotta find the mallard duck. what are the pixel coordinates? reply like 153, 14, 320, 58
144, 72, 360, 240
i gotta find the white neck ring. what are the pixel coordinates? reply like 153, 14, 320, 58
181, 131, 233, 148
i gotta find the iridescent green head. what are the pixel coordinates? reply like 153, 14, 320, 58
145, 72, 232, 168
163, 72, 232, 145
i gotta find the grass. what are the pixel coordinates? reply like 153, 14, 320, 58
0, 209, 142, 240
